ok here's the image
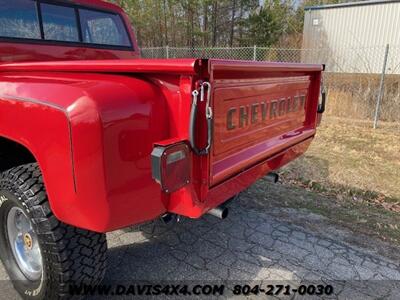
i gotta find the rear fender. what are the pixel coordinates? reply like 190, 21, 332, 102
0, 95, 77, 224
0, 73, 170, 232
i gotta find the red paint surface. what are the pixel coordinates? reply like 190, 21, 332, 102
0, 42, 139, 63
0, 1, 323, 233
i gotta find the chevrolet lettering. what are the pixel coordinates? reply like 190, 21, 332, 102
227, 95, 306, 130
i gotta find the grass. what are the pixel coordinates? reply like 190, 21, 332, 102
266, 116, 400, 244
281, 116, 400, 202
324, 73, 400, 122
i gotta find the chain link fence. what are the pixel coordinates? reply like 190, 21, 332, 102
141, 46, 400, 126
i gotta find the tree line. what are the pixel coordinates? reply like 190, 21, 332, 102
109, 0, 343, 48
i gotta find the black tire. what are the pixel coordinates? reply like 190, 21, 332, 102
0, 163, 107, 299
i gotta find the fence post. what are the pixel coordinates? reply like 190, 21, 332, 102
253, 45, 257, 61
373, 44, 389, 129
166, 46, 169, 59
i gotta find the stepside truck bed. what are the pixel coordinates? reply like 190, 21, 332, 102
0, 58, 323, 231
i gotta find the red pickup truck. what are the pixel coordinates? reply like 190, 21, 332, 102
0, 0, 325, 298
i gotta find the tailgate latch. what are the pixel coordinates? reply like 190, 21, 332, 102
189, 81, 213, 155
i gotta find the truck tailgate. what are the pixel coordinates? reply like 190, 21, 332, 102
208, 60, 323, 186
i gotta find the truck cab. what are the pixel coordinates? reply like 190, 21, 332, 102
0, 0, 140, 62
0, 1, 324, 299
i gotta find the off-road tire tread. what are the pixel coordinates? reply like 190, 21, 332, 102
0, 163, 107, 299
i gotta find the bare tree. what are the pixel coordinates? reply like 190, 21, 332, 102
229, 0, 237, 47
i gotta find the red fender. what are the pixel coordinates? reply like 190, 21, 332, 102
0, 72, 169, 232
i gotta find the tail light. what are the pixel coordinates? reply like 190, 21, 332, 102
151, 143, 191, 193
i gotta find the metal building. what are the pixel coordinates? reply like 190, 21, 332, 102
302, 0, 400, 73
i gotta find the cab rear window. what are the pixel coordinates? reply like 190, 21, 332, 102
0, 0, 41, 39
41, 3, 80, 42
0, 0, 132, 49
79, 9, 131, 47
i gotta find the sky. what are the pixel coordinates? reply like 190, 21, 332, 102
259, 0, 302, 8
